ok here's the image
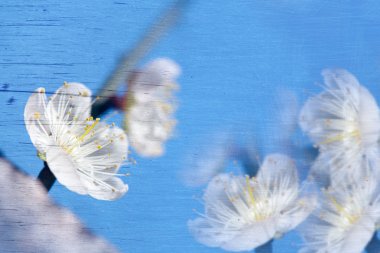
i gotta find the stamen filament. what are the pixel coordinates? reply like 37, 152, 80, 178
320, 129, 360, 145
78, 118, 100, 142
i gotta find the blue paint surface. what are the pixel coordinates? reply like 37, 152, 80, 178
2, 1, 380, 252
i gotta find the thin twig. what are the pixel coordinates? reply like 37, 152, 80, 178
93, 0, 189, 111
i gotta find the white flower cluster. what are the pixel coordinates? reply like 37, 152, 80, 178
299, 69, 380, 253
188, 69, 380, 253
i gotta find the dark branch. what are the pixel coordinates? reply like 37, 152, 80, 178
37, 162, 56, 192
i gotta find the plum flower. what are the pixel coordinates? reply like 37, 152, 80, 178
300, 171, 380, 253
299, 69, 380, 186
24, 82, 128, 200
188, 154, 315, 252
123, 58, 180, 157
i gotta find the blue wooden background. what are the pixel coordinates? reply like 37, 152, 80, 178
2, 1, 380, 252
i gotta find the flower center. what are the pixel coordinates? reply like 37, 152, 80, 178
78, 117, 100, 142
64, 117, 100, 154
245, 176, 266, 221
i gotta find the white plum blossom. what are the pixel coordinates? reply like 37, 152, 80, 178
299, 69, 380, 186
24, 82, 128, 200
188, 154, 315, 252
124, 58, 180, 157
300, 170, 380, 253
0, 157, 119, 253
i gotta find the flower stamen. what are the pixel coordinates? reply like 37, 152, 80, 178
319, 129, 360, 145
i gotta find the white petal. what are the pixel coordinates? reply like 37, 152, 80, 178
81, 176, 128, 201
130, 58, 180, 103
221, 220, 276, 252
133, 140, 164, 157
338, 215, 375, 253
47, 82, 92, 122
188, 218, 236, 248
257, 153, 298, 188
24, 88, 51, 153
127, 117, 166, 157
147, 58, 181, 80
276, 197, 316, 234
357, 86, 380, 146
322, 68, 361, 90
188, 217, 275, 252
203, 174, 237, 212
46, 146, 87, 195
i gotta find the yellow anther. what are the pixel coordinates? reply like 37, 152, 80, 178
78, 118, 100, 142
245, 175, 256, 206
33, 112, 41, 119
325, 192, 358, 224
38, 88, 45, 94
64, 81, 69, 88
97, 145, 102, 150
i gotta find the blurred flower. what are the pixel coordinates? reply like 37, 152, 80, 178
0, 157, 119, 253
188, 154, 315, 252
299, 69, 380, 186
181, 133, 260, 187
181, 134, 235, 187
119, 58, 180, 157
181, 143, 231, 187
24, 82, 128, 200
300, 171, 380, 253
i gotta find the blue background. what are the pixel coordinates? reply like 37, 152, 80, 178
2, 1, 380, 252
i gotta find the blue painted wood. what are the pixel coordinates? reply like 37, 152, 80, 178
2, 1, 380, 252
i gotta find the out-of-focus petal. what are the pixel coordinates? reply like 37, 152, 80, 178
0, 158, 119, 253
